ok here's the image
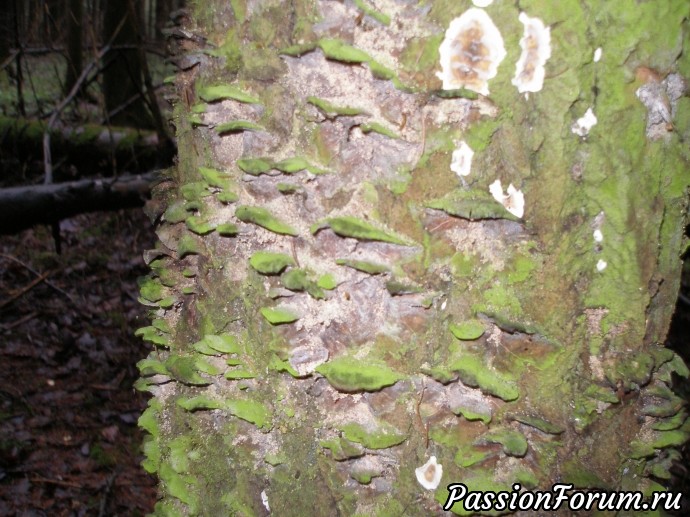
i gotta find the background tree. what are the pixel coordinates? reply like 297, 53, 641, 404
103, 0, 154, 128
63, 0, 83, 96
137, 1, 690, 515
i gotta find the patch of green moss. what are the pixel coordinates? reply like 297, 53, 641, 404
319, 437, 364, 461
235, 205, 298, 236
449, 320, 485, 340
353, 0, 390, 25
165, 356, 210, 385
139, 276, 164, 302
426, 190, 520, 221
335, 258, 389, 274
260, 307, 300, 325
360, 122, 399, 139
214, 120, 264, 134
225, 399, 270, 428
185, 215, 215, 235
315, 356, 403, 392
340, 422, 407, 449
198, 84, 260, 104
312, 216, 411, 245
249, 251, 295, 274
476, 428, 528, 457
281, 268, 325, 299
307, 96, 367, 117
510, 414, 564, 435
449, 354, 519, 402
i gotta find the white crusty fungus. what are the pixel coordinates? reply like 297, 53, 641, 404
472, 0, 494, 6
489, 179, 525, 218
596, 259, 607, 272
436, 8, 506, 95
593, 47, 602, 62
571, 108, 597, 136
415, 456, 443, 490
450, 141, 474, 177
512, 13, 551, 94
261, 490, 270, 512
593, 229, 603, 243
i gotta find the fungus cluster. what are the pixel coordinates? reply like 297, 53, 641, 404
489, 179, 525, 218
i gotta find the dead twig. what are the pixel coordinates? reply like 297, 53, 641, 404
30, 476, 83, 489
0, 253, 75, 304
0, 270, 54, 310
0, 311, 38, 330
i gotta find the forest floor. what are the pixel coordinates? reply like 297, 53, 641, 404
0, 209, 157, 516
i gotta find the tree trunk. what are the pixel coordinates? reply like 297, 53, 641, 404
63, 0, 83, 96
102, 0, 153, 128
138, 1, 690, 515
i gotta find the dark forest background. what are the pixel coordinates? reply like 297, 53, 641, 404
1, 1, 183, 515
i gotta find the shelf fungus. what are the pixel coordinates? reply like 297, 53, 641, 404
489, 179, 524, 218
512, 13, 551, 94
596, 259, 607, 272
450, 141, 474, 177
415, 456, 443, 490
436, 8, 506, 95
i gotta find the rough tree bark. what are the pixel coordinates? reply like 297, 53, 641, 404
137, 1, 690, 515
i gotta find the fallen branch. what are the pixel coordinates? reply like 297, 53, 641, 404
0, 171, 160, 235
0, 253, 75, 302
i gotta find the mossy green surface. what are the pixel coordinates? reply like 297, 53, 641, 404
198, 84, 261, 104
249, 251, 295, 274
307, 96, 367, 117
449, 320, 485, 341
340, 422, 407, 449
235, 205, 298, 236
260, 307, 300, 324
449, 354, 519, 402
314, 216, 411, 245
315, 356, 403, 392
427, 190, 521, 222
335, 258, 389, 275
214, 120, 263, 134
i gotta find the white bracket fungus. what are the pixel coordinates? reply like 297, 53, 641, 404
472, 0, 494, 6
489, 179, 525, 218
512, 13, 551, 94
571, 108, 597, 137
596, 259, 607, 272
261, 490, 270, 512
415, 456, 443, 490
450, 141, 474, 177
593, 47, 602, 63
436, 8, 506, 95
593, 229, 603, 243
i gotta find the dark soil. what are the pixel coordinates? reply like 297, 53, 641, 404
0, 210, 157, 516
